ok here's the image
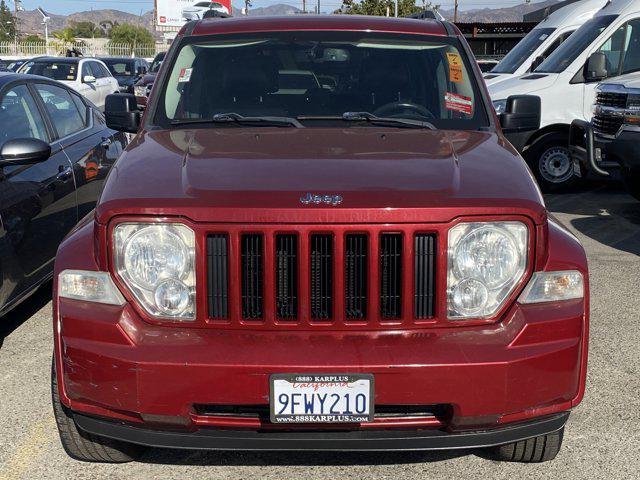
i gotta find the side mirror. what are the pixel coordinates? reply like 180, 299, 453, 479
499, 95, 541, 134
530, 55, 544, 72
585, 52, 608, 82
0, 138, 51, 166
83, 75, 96, 84
105, 93, 141, 134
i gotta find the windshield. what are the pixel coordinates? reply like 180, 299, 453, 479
21, 61, 77, 81
103, 59, 135, 76
157, 32, 489, 130
492, 27, 555, 74
536, 15, 617, 73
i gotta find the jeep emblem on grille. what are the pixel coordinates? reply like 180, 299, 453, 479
300, 192, 343, 206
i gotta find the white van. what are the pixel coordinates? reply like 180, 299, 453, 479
489, 0, 640, 190
485, 0, 607, 87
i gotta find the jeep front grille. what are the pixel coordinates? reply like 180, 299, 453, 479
206, 227, 437, 328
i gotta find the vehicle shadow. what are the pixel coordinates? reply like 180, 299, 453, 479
0, 280, 52, 349
140, 448, 474, 467
544, 181, 640, 256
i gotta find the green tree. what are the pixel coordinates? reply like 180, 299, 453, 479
70, 21, 104, 38
53, 27, 77, 44
108, 23, 154, 56
0, 0, 16, 42
340, 0, 427, 16
21, 34, 45, 44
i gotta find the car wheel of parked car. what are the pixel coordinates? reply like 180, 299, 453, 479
488, 428, 564, 463
527, 133, 579, 192
621, 167, 640, 202
51, 359, 145, 463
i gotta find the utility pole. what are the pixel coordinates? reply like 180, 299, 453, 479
244, 0, 251, 15
317, 0, 320, 14
394, 0, 398, 17
454, 0, 458, 23
302, 0, 306, 14
13, 0, 20, 55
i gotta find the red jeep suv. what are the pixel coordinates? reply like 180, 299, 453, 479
51, 15, 589, 464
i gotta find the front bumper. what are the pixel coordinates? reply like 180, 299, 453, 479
73, 410, 569, 451
569, 119, 640, 176
56, 295, 586, 433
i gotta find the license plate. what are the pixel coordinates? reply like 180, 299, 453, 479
270, 374, 374, 424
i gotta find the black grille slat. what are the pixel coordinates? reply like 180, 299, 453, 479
241, 234, 263, 319
596, 91, 627, 108
380, 234, 402, 319
310, 234, 333, 320
593, 115, 623, 135
414, 234, 436, 319
345, 234, 368, 319
207, 234, 229, 319
276, 234, 298, 319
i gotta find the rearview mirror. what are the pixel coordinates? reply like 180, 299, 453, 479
0, 138, 51, 166
499, 95, 541, 134
83, 75, 96, 84
585, 52, 608, 82
105, 93, 141, 133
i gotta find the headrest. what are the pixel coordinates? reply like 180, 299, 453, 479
360, 54, 410, 93
221, 56, 279, 98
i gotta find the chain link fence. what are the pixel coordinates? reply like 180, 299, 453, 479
0, 42, 166, 59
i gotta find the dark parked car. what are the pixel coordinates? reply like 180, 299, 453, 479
6, 59, 28, 72
133, 51, 166, 107
0, 73, 127, 316
100, 57, 150, 94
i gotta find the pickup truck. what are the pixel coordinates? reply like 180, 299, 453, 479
570, 74, 640, 200
50, 15, 589, 464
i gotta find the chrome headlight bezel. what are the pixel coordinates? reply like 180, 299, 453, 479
113, 222, 196, 321
447, 221, 529, 320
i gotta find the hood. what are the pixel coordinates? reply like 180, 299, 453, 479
488, 72, 559, 100
604, 73, 640, 90
97, 128, 546, 225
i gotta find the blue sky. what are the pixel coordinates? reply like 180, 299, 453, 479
20, 0, 551, 16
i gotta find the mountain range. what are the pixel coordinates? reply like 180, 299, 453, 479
16, 1, 562, 38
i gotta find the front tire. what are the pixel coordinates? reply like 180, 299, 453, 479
51, 359, 145, 463
526, 133, 579, 192
487, 428, 564, 463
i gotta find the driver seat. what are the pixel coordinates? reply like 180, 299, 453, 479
359, 54, 412, 108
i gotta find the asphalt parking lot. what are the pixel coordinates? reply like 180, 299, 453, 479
1, 182, 639, 480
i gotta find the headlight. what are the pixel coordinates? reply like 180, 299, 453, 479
447, 222, 528, 319
134, 85, 147, 97
114, 223, 196, 320
492, 99, 507, 115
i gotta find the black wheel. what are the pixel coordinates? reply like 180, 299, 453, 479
525, 133, 580, 192
487, 428, 564, 463
621, 167, 640, 201
51, 358, 145, 463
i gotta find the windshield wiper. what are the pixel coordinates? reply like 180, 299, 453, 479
171, 112, 303, 128
341, 111, 436, 130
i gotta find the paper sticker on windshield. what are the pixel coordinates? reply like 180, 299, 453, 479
446, 52, 464, 83
445, 92, 473, 115
178, 68, 193, 83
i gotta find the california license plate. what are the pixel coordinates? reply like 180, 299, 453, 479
270, 374, 374, 424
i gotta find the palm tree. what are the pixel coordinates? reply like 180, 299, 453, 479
53, 28, 76, 44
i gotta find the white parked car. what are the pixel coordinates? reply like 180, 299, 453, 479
489, 0, 640, 191
485, 0, 607, 87
19, 57, 119, 110
182, 1, 229, 20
